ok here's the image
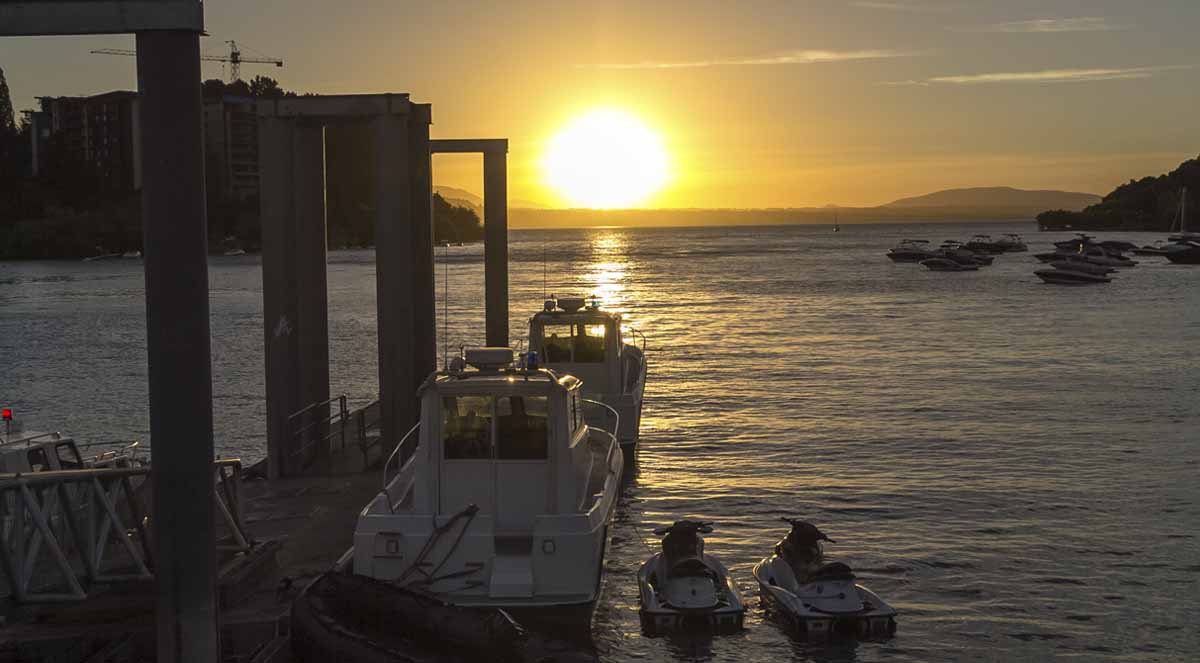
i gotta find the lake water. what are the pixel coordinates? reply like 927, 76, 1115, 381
2, 221, 1198, 662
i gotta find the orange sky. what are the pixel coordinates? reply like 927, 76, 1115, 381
3, 1, 1198, 208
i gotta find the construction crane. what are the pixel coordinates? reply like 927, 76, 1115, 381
91, 40, 283, 82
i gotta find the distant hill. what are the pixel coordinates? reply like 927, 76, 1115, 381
1037, 155, 1199, 231
886, 187, 1099, 212
432, 185, 546, 212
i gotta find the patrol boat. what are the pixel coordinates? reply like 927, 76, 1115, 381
528, 297, 646, 450
352, 348, 624, 627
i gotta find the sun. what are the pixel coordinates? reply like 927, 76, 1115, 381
542, 109, 669, 209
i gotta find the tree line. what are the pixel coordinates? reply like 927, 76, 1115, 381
1037, 156, 1200, 231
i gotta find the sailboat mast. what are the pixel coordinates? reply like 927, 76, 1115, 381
1183, 187, 1188, 234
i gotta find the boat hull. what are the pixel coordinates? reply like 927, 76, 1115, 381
290, 572, 525, 663
752, 557, 897, 641
1165, 247, 1200, 264
637, 553, 745, 636
1035, 269, 1110, 284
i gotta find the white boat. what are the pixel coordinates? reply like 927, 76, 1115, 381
352, 348, 624, 628
528, 297, 646, 451
1, 410, 144, 472
637, 520, 745, 635
920, 257, 978, 271
996, 233, 1028, 252
1046, 259, 1114, 275
753, 519, 897, 640
886, 239, 937, 262
1035, 268, 1111, 284
223, 248, 247, 257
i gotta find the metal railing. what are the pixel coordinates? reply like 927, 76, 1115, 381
0, 459, 248, 603
288, 396, 384, 471
381, 422, 421, 502
626, 327, 647, 354
582, 398, 621, 441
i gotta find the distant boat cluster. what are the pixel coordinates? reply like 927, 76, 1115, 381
888, 230, 1198, 286
887, 233, 1027, 272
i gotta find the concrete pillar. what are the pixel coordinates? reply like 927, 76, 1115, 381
260, 120, 330, 477
259, 117, 299, 479
135, 29, 219, 663
292, 123, 332, 471
408, 105, 436, 389
483, 149, 509, 347
373, 113, 415, 453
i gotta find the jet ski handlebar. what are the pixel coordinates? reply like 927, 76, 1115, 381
653, 520, 714, 536
780, 518, 835, 543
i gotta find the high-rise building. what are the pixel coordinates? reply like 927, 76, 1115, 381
203, 94, 260, 203
37, 91, 142, 193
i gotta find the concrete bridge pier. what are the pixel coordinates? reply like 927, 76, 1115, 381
430, 139, 510, 347
260, 95, 435, 475
260, 118, 331, 478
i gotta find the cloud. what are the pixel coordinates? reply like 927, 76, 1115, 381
586, 49, 919, 70
889, 65, 1193, 85
969, 17, 1129, 33
852, 1, 955, 12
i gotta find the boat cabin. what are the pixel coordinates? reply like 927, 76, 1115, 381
0, 431, 86, 474
354, 348, 623, 608
527, 297, 646, 448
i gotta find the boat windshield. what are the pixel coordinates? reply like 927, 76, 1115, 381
441, 395, 550, 460
542, 322, 607, 363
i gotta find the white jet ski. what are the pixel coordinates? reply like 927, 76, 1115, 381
752, 519, 897, 639
637, 520, 745, 635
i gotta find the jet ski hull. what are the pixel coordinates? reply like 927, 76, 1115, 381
637, 553, 745, 635
752, 557, 897, 640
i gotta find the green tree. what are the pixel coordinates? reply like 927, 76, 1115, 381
248, 75, 286, 98
0, 66, 15, 137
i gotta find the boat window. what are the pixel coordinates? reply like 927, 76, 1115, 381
542, 324, 573, 362
496, 396, 549, 460
442, 396, 493, 460
55, 443, 83, 470
27, 447, 51, 472
573, 324, 606, 363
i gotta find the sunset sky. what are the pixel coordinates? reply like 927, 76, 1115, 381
2, 0, 1198, 208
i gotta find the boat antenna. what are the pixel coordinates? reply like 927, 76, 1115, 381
542, 234, 548, 300
442, 241, 449, 370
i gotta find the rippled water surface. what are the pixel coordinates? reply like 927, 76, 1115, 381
2, 222, 1198, 662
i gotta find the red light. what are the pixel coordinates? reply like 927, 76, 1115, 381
1, 409, 10, 421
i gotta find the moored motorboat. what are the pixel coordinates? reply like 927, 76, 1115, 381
937, 240, 993, 265
920, 257, 978, 271
637, 520, 745, 635
995, 233, 1028, 252
1164, 240, 1200, 264
528, 297, 646, 451
886, 239, 937, 262
1046, 258, 1114, 275
1132, 240, 1171, 256
964, 234, 1005, 254
752, 519, 896, 640
1036, 245, 1136, 268
352, 348, 623, 630
1035, 268, 1111, 284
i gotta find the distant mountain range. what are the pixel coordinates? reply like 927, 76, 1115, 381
433, 185, 546, 213
884, 187, 1100, 212
437, 184, 1105, 229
